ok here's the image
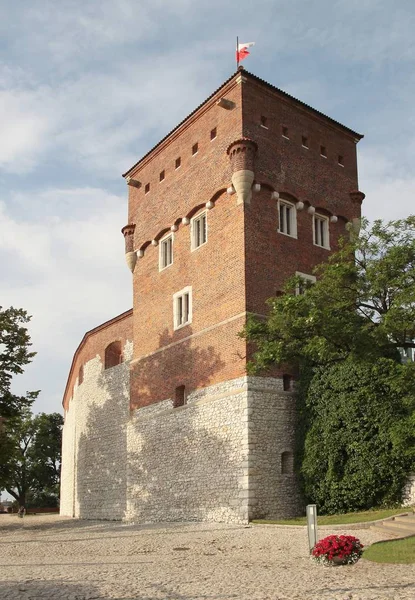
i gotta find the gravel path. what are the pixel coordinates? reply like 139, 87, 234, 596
1, 515, 414, 600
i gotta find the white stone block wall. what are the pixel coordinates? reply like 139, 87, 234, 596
60, 341, 132, 520
60, 399, 76, 517
126, 377, 250, 524
403, 474, 415, 507
247, 377, 303, 519
62, 370, 304, 523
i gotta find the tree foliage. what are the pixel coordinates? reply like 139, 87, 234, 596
0, 409, 63, 507
243, 216, 415, 371
299, 358, 415, 513
242, 216, 415, 513
0, 306, 38, 418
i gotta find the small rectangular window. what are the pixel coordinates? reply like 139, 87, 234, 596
313, 215, 330, 249
278, 200, 297, 238
191, 212, 207, 250
175, 157, 181, 169
338, 155, 344, 166
145, 183, 150, 194
173, 287, 192, 330
260, 115, 268, 128
295, 272, 317, 295
302, 136, 309, 148
174, 385, 186, 408
159, 170, 165, 182
282, 126, 289, 139
160, 235, 173, 270
210, 127, 217, 140
192, 143, 198, 155
320, 145, 327, 158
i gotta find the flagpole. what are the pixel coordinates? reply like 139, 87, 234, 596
236, 36, 239, 70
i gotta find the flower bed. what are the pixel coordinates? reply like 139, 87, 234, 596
311, 534, 364, 566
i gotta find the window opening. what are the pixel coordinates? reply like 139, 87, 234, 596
282, 126, 289, 138
314, 215, 329, 248
160, 235, 173, 269
174, 287, 192, 329
210, 127, 217, 140
159, 170, 165, 182
192, 143, 198, 155
175, 157, 181, 169
105, 341, 123, 369
191, 212, 207, 249
174, 385, 186, 408
281, 451, 294, 474
145, 183, 150, 194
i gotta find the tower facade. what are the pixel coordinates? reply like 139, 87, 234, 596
60, 69, 363, 523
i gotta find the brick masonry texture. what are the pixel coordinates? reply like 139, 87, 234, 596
61, 70, 365, 523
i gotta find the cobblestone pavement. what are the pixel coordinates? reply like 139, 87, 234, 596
1, 515, 414, 600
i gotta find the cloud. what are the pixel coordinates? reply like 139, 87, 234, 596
359, 148, 415, 222
0, 187, 131, 413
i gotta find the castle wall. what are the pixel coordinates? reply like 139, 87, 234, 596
126, 377, 250, 524
247, 378, 303, 519
130, 187, 248, 409
60, 327, 133, 520
242, 77, 360, 217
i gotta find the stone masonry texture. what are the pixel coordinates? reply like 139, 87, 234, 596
60, 69, 366, 524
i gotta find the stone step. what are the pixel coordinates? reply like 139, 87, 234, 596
370, 523, 415, 538
394, 514, 415, 523
382, 519, 415, 533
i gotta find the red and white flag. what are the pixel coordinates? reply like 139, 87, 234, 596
236, 41, 255, 63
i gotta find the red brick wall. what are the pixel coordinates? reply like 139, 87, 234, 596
242, 78, 360, 217
63, 311, 133, 411
126, 73, 362, 408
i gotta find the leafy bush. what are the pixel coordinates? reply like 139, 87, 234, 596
300, 358, 415, 514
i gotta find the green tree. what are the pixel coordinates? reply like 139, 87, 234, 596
300, 358, 415, 513
243, 217, 415, 370
242, 216, 415, 512
0, 409, 63, 507
0, 306, 38, 418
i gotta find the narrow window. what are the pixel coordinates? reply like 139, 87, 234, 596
78, 365, 84, 385
175, 157, 181, 169
160, 234, 173, 270
260, 115, 268, 128
191, 212, 207, 250
278, 199, 297, 238
295, 272, 317, 295
320, 145, 327, 158
283, 374, 293, 391
104, 341, 123, 369
281, 451, 294, 474
159, 170, 165, 182
314, 214, 329, 248
210, 127, 217, 140
302, 136, 309, 148
275, 290, 284, 298
174, 385, 186, 408
192, 143, 198, 156
173, 287, 192, 330
145, 183, 150, 194
282, 126, 289, 139
338, 155, 344, 166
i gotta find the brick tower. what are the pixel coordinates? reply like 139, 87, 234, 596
61, 68, 363, 523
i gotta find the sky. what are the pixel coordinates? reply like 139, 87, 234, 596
1, 0, 414, 415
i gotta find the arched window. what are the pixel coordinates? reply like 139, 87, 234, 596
281, 451, 294, 474
78, 365, 84, 385
104, 341, 123, 369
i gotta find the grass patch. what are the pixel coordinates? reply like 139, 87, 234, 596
252, 507, 412, 526
363, 536, 415, 564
